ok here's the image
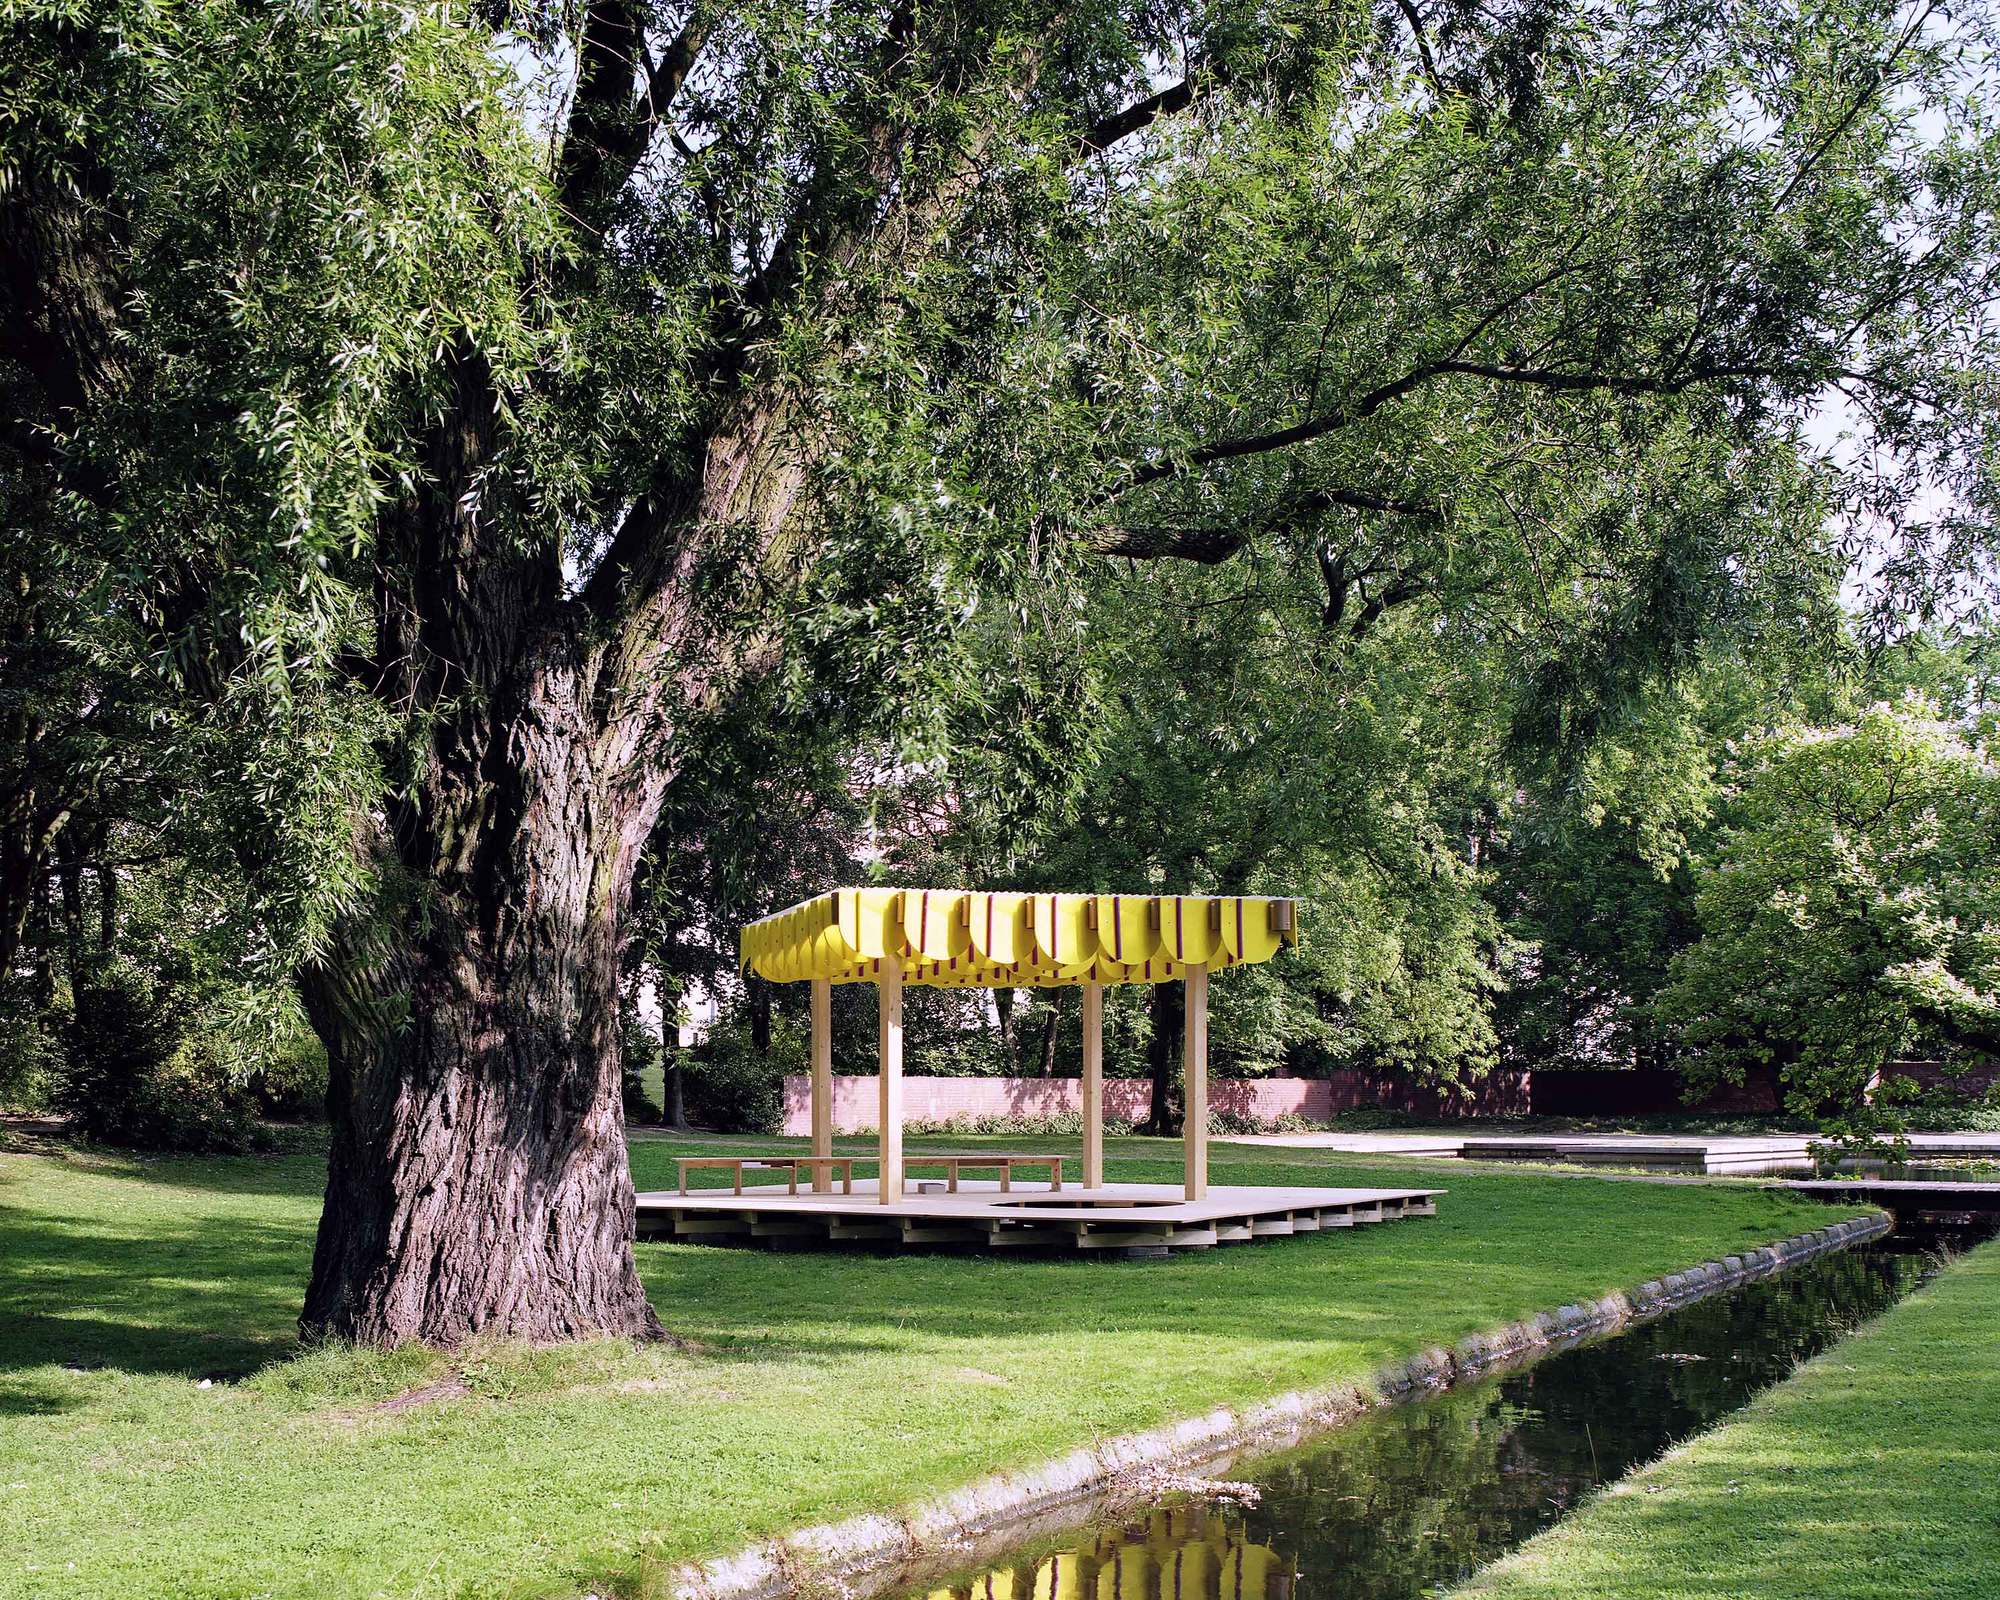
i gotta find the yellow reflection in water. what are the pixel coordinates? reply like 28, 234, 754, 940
930, 1506, 1293, 1600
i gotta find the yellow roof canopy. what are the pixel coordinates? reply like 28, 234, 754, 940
739, 888, 1300, 989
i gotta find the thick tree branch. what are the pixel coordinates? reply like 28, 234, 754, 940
1085, 484, 1442, 562
1078, 76, 1197, 158
1391, 0, 1444, 95
1119, 358, 1782, 495
557, 2, 712, 226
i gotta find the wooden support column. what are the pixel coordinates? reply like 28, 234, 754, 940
810, 977, 833, 1193
1183, 966, 1209, 1200
877, 953, 905, 1204
1081, 981, 1105, 1189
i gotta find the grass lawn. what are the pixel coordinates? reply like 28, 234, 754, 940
2, 1130, 1857, 1600
1454, 1236, 2000, 1600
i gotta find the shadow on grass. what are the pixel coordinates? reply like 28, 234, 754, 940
0, 1205, 307, 1386
1, 1135, 1827, 1399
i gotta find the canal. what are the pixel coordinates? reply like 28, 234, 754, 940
890, 1221, 1992, 1600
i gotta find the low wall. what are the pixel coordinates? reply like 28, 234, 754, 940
780, 1069, 1529, 1134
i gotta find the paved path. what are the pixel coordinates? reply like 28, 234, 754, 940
1219, 1129, 2000, 1175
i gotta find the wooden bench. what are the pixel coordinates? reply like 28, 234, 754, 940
676, 1155, 858, 1196
904, 1153, 1064, 1193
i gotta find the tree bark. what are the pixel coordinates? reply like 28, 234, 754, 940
298, 649, 667, 1348
995, 986, 1021, 1072
749, 976, 772, 1055
1143, 981, 1184, 1134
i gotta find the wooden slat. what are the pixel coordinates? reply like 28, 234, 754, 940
1082, 980, 1104, 1189
810, 977, 833, 1192
878, 952, 904, 1203
1183, 967, 1209, 1200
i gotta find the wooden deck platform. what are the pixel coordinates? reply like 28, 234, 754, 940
634, 1179, 1442, 1254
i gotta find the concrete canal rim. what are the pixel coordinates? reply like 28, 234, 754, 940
658, 1213, 1891, 1600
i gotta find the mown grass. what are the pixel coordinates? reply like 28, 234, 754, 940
1, 1130, 1853, 1600
1454, 1236, 2000, 1600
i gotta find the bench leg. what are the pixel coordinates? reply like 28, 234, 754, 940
678, 1164, 688, 1197
734, 1166, 743, 1196
788, 1168, 798, 1196
843, 1164, 853, 1195
1001, 1164, 1011, 1194
1052, 1162, 1062, 1192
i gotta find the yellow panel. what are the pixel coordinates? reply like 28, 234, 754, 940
810, 924, 847, 978
1217, 897, 1282, 964
904, 888, 970, 962
968, 892, 1031, 964
1094, 894, 1158, 966
743, 886, 1296, 984
1159, 895, 1218, 965
838, 887, 905, 960
1124, 953, 1184, 984
1031, 893, 1097, 969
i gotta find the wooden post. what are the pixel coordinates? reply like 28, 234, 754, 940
1081, 980, 1105, 1189
877, 952, 904, 1204
1183, 966, 1208, 1200
810, 977, 833, 1193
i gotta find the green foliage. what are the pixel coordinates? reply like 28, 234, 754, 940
1659, 699, 2000, 1129
685, 1010, 805, 1135
54, 964, 261, 1154
0, 988, 64, 1112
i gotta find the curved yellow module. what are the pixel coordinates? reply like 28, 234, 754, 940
739, 889, 1299, 987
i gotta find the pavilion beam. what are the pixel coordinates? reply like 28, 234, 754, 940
1082, 980, 1104, 1189
810, 977, 833, 1193
1184, 965, 1209, 1200
878, 952, 905, 1204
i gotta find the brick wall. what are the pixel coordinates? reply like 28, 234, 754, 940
776, 1060, 1988, 1133
1877, 1059, 2000, 1100
779, 1069, 1529, 1134
1526, 1066, 1782, 1116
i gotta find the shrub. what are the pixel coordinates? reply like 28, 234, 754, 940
249, 1031, 330, 1119
904, 1111, 1143, 1138
1206, 1110, 1333, 1135
1899, 1081, 2000, 1134
685, 1012, 802, 1134
0, 988, 64, 1112
55, 964, 261, 1153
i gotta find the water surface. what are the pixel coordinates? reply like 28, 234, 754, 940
899, 1239, 1949, 1600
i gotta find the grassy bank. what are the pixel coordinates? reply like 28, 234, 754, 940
2, 1131, 1851, 1600
1455, 1236, 2000, 1600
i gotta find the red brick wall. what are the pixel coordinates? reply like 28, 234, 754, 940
1878, 1059, 2000, 1099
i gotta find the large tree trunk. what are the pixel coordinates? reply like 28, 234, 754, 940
298, 655, 666, 1348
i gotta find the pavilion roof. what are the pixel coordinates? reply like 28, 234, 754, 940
739, 888, 1299, 988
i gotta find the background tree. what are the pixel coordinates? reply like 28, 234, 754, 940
1659, 697, 2000, 1130
5, 0, 1995, 1345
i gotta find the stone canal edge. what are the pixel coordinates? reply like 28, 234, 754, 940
660, 1212, 1891, 1600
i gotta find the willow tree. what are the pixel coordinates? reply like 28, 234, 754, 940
4, 0, 1993, 1344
